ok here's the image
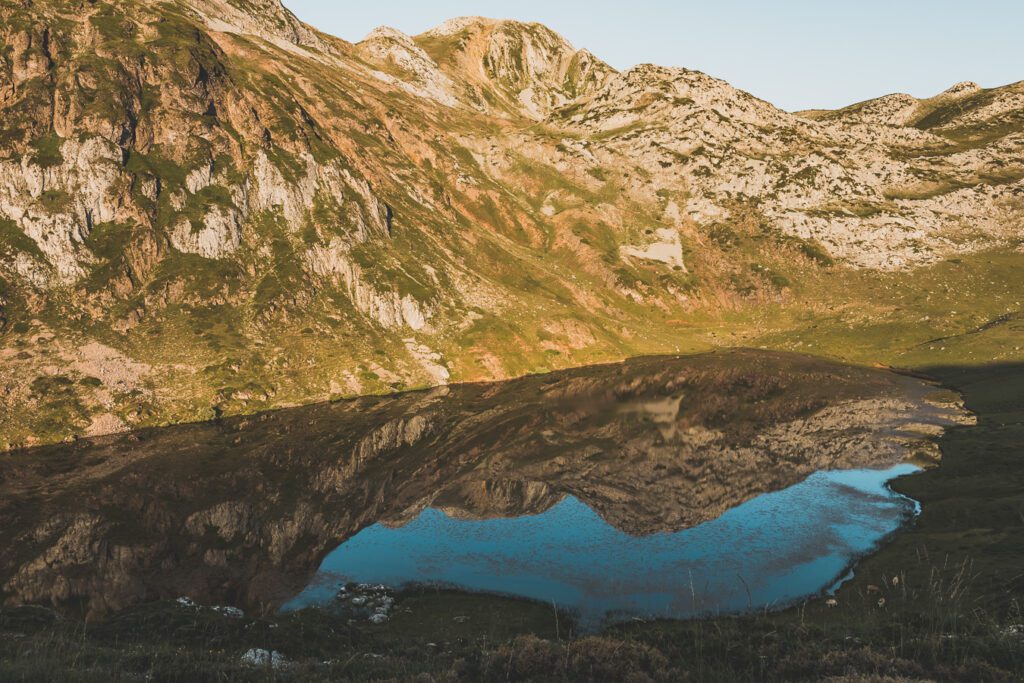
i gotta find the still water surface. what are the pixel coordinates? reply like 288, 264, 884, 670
287, 465, 919, 626
0, 351, 963, 623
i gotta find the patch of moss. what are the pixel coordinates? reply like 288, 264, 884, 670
29, 133, 64, 169
796, 238, 833, 266
151, 252, 244, 302
348, 241, 435, 304
38, 189, 72, 213
125, 147, 191, 191
707, 222, 740, 249
750, 262, 790, 290
26, 374, 92, 440
0, 217, 43, 259
85, 221, 134, 262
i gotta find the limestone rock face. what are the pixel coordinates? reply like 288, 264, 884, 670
170, 208, 243, 260
304, 241, 430, 330
542, 64, 1024, 269
0, 136, 130, 284
621, 228, 686, 271
357, 27, 462, 107
181, 0, 324, 49
942, 81, 981, 97
417, 17, 617, 118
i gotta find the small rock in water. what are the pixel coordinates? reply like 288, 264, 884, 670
351, 596, 368, 606
369, 612, 388, 624
453, 616, 470, 624
212, 606, 244, 618
175, 597, 196, 608
241, 648, 287, 668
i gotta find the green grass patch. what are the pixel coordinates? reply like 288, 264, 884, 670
38, 189, 72, 213
0, 217, 43, 259
29, 132, 64, 169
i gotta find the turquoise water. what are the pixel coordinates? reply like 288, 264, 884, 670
285, 464, 919, 626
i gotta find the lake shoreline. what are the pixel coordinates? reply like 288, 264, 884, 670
1, 358, 1021, 681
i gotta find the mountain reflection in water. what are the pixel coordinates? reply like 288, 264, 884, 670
0, 350, 966, 620
287, 466, 919, 627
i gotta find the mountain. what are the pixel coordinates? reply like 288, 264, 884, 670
0, 0, 1021, 448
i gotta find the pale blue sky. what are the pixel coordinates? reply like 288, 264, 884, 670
283, 1, 1023, 112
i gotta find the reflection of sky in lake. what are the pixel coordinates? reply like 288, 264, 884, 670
285, 464, 919, 627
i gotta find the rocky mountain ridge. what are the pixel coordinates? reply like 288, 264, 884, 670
0, 0, 1021, 447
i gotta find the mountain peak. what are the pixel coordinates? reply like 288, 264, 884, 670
419, 16, 581, 59
422, 16, 505, 37
363, 25, 415, 43
940, 81, 981, 97
357, 24, 463, 107
182, 0, 321, 48
414, 16, 615, 119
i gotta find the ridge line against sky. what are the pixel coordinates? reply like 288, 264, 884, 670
283, 0, 1023, 112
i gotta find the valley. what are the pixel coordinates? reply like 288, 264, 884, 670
1, 1, 1022, 680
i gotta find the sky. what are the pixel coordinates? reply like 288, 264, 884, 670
282, 0, 1023, 112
